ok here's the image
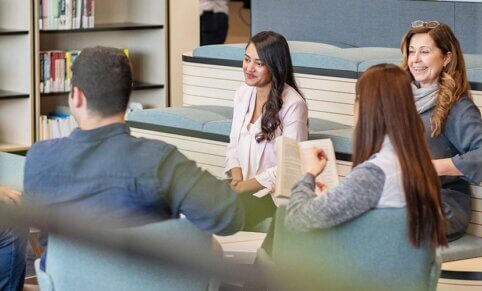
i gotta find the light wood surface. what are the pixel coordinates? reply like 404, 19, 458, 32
0, 0, 34, 149
215, 232, 266, 264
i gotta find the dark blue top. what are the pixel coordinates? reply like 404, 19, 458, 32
23, 123, 244, 269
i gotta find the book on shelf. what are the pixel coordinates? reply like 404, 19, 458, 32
39, 0, 95, 30
40, 49, 128, 94
39, 112, 78, 140
275, 136, 339, 199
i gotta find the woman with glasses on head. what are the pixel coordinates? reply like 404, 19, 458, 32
401, 21, 482, 241
225, 31, 308, 228
285, 64, 447, 249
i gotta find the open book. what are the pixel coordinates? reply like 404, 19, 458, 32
275, 136, 339, 199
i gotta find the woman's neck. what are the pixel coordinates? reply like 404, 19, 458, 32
256, 84, 271, 104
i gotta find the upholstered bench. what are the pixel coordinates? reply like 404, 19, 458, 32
127, 105, 352, 179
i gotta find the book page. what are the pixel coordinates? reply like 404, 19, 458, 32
298, 139, 339, 195
275, 136, 302, 198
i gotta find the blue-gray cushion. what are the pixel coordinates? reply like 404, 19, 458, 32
467, 68, 482, 84
192, 43, 245, 61
127, 106, 352, 154
192, 41, 348, 63
358, 58, 402, 72
127, 106, 233, 132
0, 152, 25, 191
309, 128, 354, 154
438, 234, 482, 262
291, 52, 358, 71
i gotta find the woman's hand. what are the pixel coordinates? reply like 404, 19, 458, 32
300, 147, 328, 177
432, 158, 463, 176
0, 187, 22, 206
229, 167, 243, 188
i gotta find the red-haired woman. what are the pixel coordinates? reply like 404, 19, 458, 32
285, 64, 447, 248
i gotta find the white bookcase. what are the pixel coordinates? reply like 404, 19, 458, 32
34, 0, 167, 139
0, 0, 35, 151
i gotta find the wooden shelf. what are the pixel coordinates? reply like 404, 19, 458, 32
0, 89, 29, 99
0, 142, 29, 152
0, 28, 29, 36
40, 22, 163, 34
40, 81, 164, 97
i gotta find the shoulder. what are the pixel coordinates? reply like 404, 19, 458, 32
281, 85, 307, 112
127, 134, 176, 157
351, 161, 385, 179
27, 138, 67, 159
282, 84, 305, 104
233, 84, 254, 105
447, 95, 481, 122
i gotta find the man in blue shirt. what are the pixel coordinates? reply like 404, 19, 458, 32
23, 46, 244, 268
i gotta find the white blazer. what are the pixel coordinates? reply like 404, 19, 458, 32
225, 84, 308, 191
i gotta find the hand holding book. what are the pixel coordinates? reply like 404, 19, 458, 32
300, 147, 328, 177
275, 137, 339, 199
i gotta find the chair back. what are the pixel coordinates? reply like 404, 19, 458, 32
263, 206, 440, 291
0, 152, 25, 191
42, 218, 216, 291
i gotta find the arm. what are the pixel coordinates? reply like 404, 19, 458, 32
225, 91, 243, 177
285, 163, 385, 232
0, 187, 22, 206
231, 177, 264, 193
441, 98, 482, 184
159, 148, 245, 236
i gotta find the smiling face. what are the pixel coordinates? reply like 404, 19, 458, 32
408, 33, 452, 88
243, 43, 272, 88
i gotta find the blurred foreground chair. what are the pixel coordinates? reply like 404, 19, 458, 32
0, 152, 43, 259
257, 206, 440, 291
35, 218, 219, 291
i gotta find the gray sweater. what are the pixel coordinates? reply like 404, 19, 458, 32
286, 162, 387, 231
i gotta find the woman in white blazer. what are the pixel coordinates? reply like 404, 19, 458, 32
225, 31, 308, 227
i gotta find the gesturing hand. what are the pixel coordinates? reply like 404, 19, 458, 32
0, 187, 22, 206
300, 147, 328, 177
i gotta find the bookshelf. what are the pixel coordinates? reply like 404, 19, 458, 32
0, 0, 35, 151
34, 0, 167, 139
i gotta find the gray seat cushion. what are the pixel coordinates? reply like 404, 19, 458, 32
127, 106, 351, 154
127, 106, 232, 133
438, 234, 482, 262
192, 41, 352, 63
309, 128, 354, 154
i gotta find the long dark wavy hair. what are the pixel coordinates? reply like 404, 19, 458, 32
248, 31, 304, 142
353, 64, 447, 248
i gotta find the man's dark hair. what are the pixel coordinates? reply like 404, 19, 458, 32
71, 46, 133, 117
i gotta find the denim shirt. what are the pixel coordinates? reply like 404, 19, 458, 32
24, 123, 244, 269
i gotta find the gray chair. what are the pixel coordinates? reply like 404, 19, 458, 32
35, 218, 220, 291
0, 151, 25, 190
257, 206, 441, 291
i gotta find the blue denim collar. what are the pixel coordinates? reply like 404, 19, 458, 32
69, 122, 130, 142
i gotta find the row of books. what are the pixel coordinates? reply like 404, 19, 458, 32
39, 114, 78, 140
38, 101, 141, 140
39, 0, 95, 30
40, 48, 129, 94
40, 50, 80, 94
